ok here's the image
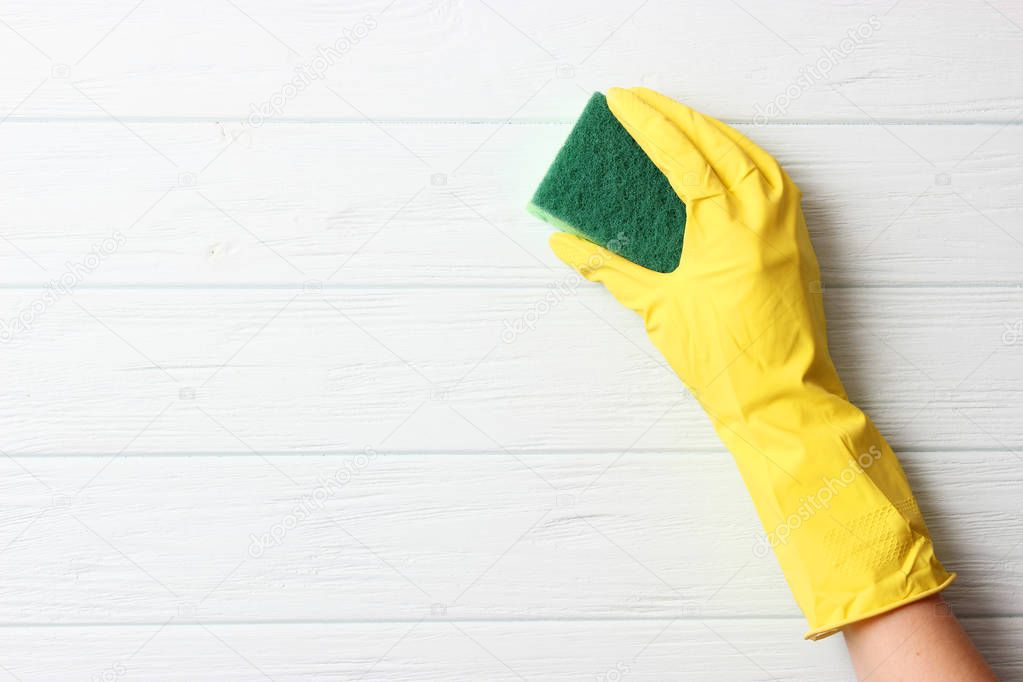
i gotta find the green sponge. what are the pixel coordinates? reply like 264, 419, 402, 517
527, 92, 686, 273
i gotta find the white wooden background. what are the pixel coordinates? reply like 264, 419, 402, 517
1, 0, 1022, 679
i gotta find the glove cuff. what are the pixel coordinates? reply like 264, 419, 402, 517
711, 391, 955, 640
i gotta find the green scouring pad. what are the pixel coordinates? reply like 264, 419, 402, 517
527, 92, 686, 274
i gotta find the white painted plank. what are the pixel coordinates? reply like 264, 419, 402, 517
0, 121, 1020, 287
0, 451, 1018, 623
0, 287, 1019, 454
2, 618, 1021, 681
2, 1, 1022, 121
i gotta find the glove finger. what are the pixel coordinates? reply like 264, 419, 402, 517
612, 87, 757, 192
604, 87, 726, 204
628, 87, 781, 187
621, 88, 805, 267
549, 232, 662, 313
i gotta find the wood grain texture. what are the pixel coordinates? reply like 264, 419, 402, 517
1, 0, 1022, 121
1, 618, 1022, 681
0, 122, 1020, 286
0, 287, 1019, 454
0, 452, 1018, 623
3, 1, 1022, 678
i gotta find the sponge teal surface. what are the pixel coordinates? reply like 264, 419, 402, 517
527, 92, 686, 273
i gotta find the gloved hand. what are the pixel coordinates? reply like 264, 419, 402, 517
549, 87, 954, 639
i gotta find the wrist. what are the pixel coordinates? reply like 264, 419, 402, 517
702, 380, 878, 459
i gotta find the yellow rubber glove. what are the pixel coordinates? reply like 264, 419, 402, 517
550, 87, 954, 639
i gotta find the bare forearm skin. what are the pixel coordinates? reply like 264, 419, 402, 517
843, 595, 998, 681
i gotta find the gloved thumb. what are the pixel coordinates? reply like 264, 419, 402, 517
548, 232, 662, 313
